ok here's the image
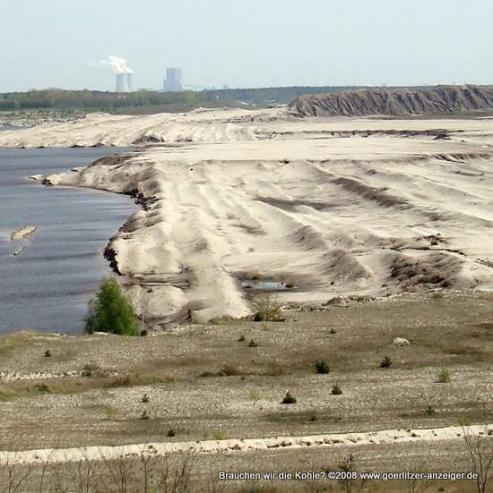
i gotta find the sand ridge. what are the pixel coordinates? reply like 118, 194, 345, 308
289, 85, 493, 117
1, 108, 493, 327
1, 424, 491, 465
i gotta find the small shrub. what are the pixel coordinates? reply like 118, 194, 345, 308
141, 393, 150, 403
212, 430, 226, 440
44, 349, 51, 358
110, 375, 132, 387
33, 383, 51, 393
281, 391, 297, 404
315, 360, 330, 374
252, 295, 284, 322
438, 368, 451, 383
426, 405, 436, 416
238, 335, 246, 342
380, 356, 393, 368
85, 278, 139, 336
167, 428, 176, 437
218, 365, 241, 376
81, 363, 107, 378
331, 384, 343, 395
248, 339, 258, 348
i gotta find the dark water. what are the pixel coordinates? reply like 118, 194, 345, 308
0, 148, 136, 334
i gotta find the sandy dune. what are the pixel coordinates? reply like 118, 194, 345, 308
1, 108, 492, 327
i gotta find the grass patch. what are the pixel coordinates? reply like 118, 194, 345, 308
314, 360, 330, 374
331, 383, 343, 395
437, 368, 451, 383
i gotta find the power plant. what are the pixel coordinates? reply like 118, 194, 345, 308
115, 73, 133, 93
100, 55, 134, 93
163, 68, 182, 92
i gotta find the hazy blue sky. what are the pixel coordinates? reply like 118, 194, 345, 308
1, 0, 492, 92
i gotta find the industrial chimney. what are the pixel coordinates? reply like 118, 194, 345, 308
115, 74, 128, 93
163, 68, 183, 92
126, 73, 134, 92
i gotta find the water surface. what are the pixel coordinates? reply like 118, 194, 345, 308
0, 148, 136, 333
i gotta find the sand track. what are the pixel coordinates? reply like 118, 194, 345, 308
1, 108, 492, 327
1, 424, 491, 465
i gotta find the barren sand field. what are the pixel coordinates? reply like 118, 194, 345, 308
1, 107, 492, 491
1, 107, 492, 327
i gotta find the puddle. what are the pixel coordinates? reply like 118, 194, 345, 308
241, 279, 295, 291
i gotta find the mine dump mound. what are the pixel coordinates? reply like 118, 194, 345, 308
289, 85, 493, 117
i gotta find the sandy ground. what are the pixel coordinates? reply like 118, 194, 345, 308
1, 424, 490, 465
0, 293, 492, 490
1, 107, 491, 327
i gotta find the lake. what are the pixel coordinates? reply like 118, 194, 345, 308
0, 147, 137, 334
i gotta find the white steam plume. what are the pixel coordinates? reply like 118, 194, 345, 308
99, 55, 133, 74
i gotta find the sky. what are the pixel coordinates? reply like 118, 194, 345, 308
1, 0, 492, 92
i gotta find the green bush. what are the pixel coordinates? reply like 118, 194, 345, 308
315, 360, 330, 374
331, 384, 343, 395
281, 391, 297, 404
380, 356, 393, 368
85, 278, 139, 336
438, 368, 451, 383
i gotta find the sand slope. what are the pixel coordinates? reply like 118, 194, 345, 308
1, 108, 493, 327
289, 85, 493, 117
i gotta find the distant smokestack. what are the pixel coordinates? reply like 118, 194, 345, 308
163, 68, 182, 92
100, 55, 133, 92
126, 73, 134, 92
115, 73, 129, 93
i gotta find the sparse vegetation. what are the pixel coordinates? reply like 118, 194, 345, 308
314, 360, 330, 374
426, 405, 436, 416
212, 430, 226, 440
380, 356, 393, 368
103, 405, 116, 420
331, 384, 343, 395
81, 363, 107, 378
281, 391, 297, 404
33, 383, 51, 393
438, 368, 451, 383
85, 278, 139, 336
252, 294, 284, 322
461, 422, 493, 493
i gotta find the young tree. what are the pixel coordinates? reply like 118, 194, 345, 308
85, 278, 139, 335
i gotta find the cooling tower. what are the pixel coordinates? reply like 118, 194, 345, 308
115, 73, 129, 93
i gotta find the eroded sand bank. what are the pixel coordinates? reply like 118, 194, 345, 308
1, 108, 492, 328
